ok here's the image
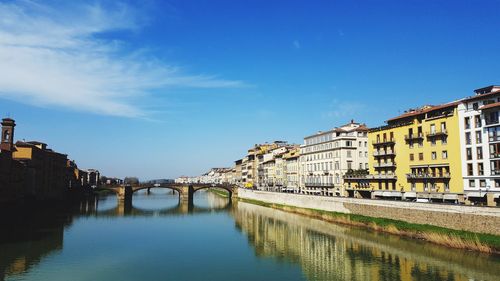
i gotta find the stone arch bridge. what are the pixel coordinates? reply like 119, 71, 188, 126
95, 183, 238, 205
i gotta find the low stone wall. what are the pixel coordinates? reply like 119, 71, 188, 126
237, 189, 500, 236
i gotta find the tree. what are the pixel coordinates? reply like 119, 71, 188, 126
124, 177, 139, 185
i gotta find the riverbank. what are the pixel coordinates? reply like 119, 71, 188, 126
237, 190, 500, 254
208, 188, 229, 198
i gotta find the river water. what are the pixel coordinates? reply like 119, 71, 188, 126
1, 190, 499, 281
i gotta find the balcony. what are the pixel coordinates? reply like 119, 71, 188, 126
373, 150, 396, 157
426, 129, 448, 138
304, 183, 334, 187
372, 139, 395, 146
373, 162, 396, 168
404, 134, 424, 141
490, 153, 500, 159
346, 173, 397, 179
406, 173, 451, 180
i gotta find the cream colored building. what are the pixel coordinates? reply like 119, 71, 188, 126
300, 121, 369, 196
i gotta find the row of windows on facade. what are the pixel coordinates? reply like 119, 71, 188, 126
302, 150, 368, 161
408, 136, 448, 148
468, 179, 500, 188
304, 132, 367, 146
466, 160, 500, 177
408, 151, 448, 161
465, 126, 500, 145
304, 175, 342, 185
465, 112, 499, 129
303, 140, 368, 153
303, 161, 368, 172
465, 144, 500, 161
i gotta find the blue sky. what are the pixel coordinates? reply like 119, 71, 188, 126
1, 0, 499, 180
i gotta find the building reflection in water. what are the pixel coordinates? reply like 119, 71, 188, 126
232, 201, 500, 281
0, 191, 230, 280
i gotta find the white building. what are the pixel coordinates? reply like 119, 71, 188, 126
458, 85, 500, 203
300, 120, 369, 196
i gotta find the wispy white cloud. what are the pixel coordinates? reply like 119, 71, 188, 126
292, 40, 301, 49
323, 99, 365, 119
0, 0, 245, 117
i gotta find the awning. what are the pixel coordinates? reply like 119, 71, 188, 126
443, 194, 458, 200
466, 192, 482, 198
382, 191, 402, 197
403, 192, 417, 198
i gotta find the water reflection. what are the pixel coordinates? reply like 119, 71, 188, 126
1, 192, 499, 281
232, 201, 500, 281
0, 191, 230, 281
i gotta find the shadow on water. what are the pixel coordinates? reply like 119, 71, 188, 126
0, 190, 231, 281
231, 201, 500, 281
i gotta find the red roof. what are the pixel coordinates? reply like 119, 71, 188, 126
386, 101, 460, 123
480, 101, 500, 110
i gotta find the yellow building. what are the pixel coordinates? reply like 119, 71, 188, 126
345, 102, 464, 202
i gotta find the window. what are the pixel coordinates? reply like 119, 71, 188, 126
477, 147, 483, 160
419, 153, 424, 161
478, 163, 484, 176
347, 151, 352, 158
431, 138, 436, 146
442, 150, 448, 159
473, 102, 479, 110
347, 161, 352, 169
358, 141, 362, 147
469, 180, 476, 188
442, 136, 447, 145
467, 163, 473, 176
475, 115, 481, 128
411, 182, 416, 191
431, 151, 437, 160
430, 124, 436, 134
465, 132, 471, 145
476, 131, 482, 144
465, 117, 471, 129
466, 148, 472, 160
359, 151, 362, 158
410, 153, 414, 161
495, 179, 500, 187
345, 140, 352, 147
480, 180, 486, 187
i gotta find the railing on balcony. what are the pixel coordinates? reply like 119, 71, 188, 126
344, 174, 397, 180
491, 169, 500, 175
304, 182, 334, 187
372, 139, 395, 146
404, 134, 424, 141
406, 173, 451, 179
426, 129, 448, 138
373, 162, 396, 168
373, 150, 396, 157
490, 153, 500, 159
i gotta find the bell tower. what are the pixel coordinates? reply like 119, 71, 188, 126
1, 118, 16, 153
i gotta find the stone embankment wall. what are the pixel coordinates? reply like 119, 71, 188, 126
237, 189, 500, 236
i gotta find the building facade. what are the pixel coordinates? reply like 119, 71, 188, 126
345, 102, 463, 202
300, 121, 369, 196
458, 85, 500, 205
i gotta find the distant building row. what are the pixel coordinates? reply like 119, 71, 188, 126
179, 85, 500, 206
0, 118, 101, 202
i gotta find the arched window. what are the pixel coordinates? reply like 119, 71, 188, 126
3, 130, 9, 141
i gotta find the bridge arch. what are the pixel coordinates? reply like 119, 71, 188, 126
192, 185, 233, 198
132, 186, 182, 195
